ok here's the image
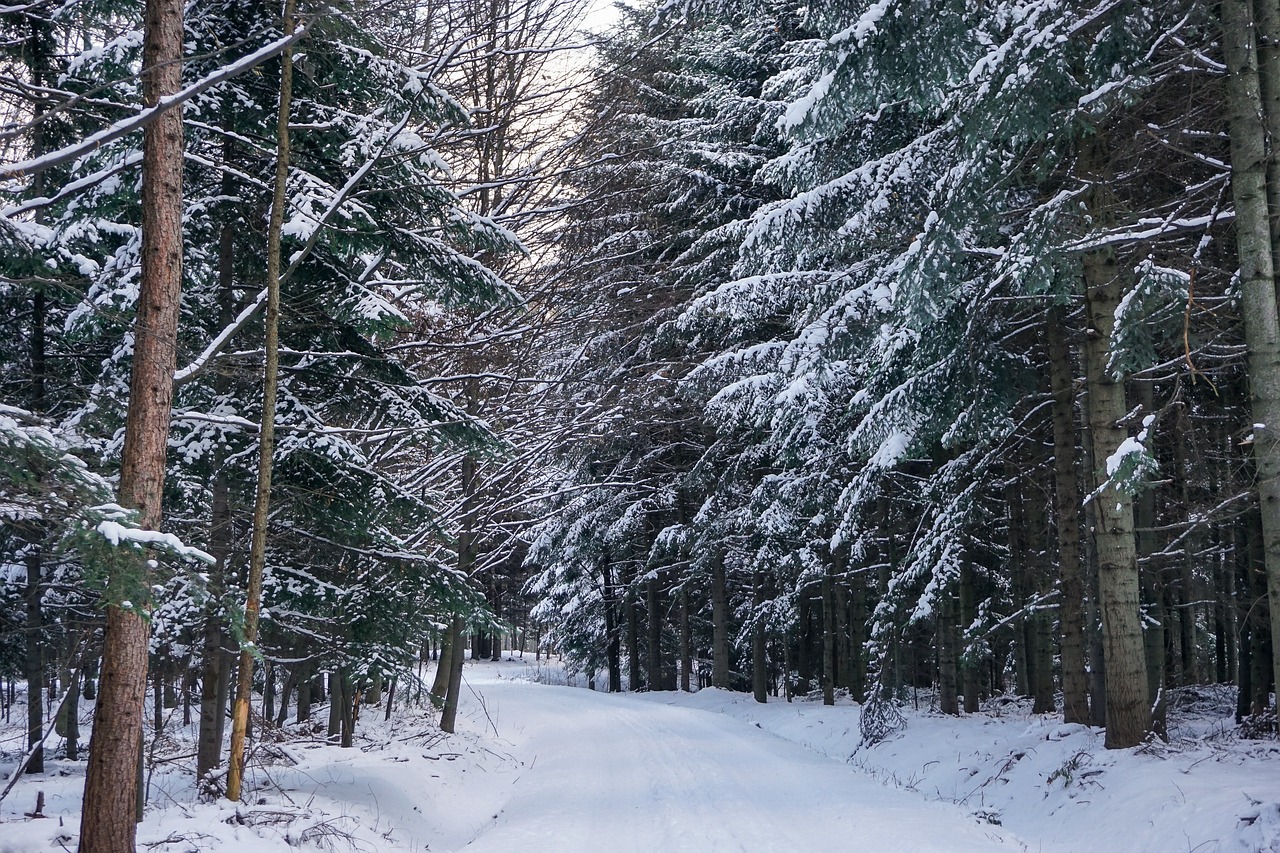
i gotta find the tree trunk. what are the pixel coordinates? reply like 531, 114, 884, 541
1025, 447, 1056, 715
226, 0, 295, 800
430, 626, 454, 702
340, 669, 355, 748
1223, 0, 1280, 734
440, 616, 466, 734
679, 588, 692, 693
822, 565, 835, 706
752, 571, 768, 704
796, 596, 812, 695
1006, 466, 1031, 697
959, 560, 979, 713
625, 569, 642, 691
646, 576, 662, 691
24, 548, 43, 774
849, 574, 868, 703
937, 585, 959, 716
1079, 129, 1150, 748
327, 671, 343, 742
711, 554, 730, 689
603, 554, 622, 693
79, 0, 185, 843
296, 662, 313, 724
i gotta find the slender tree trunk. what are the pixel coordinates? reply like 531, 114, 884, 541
752, 571, 768, 704
835, 579, 852, 691
440, 617, 466, 733
296, 662, 313, 724
822, 565, 835, 706
711, 554, 730, 689
24, 548, 43, 774
1223, 0, 1280, 734
679, 588, 691, 693
275, 665, 296, 726
1025, 448, 1056, 715
603, 554, 622, 693
937, 585, 959, 716
796, 596, 812, 695
849, 574, 868, 703
79, 0, 185, 844
339, 669, 355, 748
625, 567, 642, 691
1006, 466, 1031, 697
1132, 380, 1165, 737
196, 146, 238, 784
226, 2, 295, 800
1245, 505, 1273, 715
959, 560, 979, 713
327, 671, 343, 742
646, 577, 662, 691
430, 627, 454, 701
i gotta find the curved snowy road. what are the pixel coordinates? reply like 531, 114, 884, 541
455, 676, 1021, 853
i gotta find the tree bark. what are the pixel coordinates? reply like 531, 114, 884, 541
646, 576, 662, 691
1224, 0, 1280, 734
937, 585, 959, 715
440, 616, 466, 733
679, 588, 692, 693
1078, 125, 1150, 748
24, 548, 43, 774
710, 554, 730, 689
430, 626, 454, 701
959, 560, 979, 713
79, 0, 185, 844
821, 565, 835, 706
752, 571, 768, 703
226, 0, 296, 801
625, 566, 642, 691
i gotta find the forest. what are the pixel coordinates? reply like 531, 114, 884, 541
2, 0, 1280, 850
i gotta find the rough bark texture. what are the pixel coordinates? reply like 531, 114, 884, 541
1224, 0, 1280, 734
1082, 207, 1151, 746
1080, 127, 1150, 748
1047, 311, 1089, 723
79, 0, 184, 845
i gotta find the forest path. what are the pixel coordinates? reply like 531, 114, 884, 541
453, 668, 1023, 852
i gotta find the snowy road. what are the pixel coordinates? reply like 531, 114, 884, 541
454, 673, 1021, 852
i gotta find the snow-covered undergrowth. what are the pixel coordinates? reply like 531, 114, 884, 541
2, 657, 1277, 852
0, 670, 523, 852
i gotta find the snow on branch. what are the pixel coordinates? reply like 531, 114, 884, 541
92, 504, 215, 564
1, 27, 308, 180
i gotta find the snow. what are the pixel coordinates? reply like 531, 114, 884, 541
1104, 413, 1154, 477
1, 658, 1276, 852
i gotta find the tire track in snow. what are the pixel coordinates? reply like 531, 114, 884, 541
455, 681, 1024, 853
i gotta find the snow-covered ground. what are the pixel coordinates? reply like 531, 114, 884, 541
1, 658, 1277, 851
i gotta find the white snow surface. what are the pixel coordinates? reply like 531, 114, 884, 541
1, 657, 1277, 852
